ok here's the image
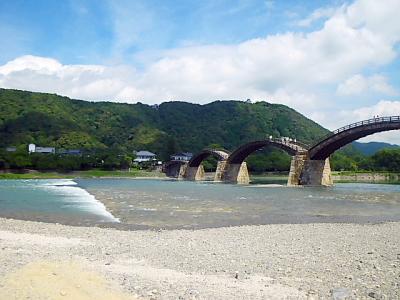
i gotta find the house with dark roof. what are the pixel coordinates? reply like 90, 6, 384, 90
134, 150, 156, 163
58, 149, 82, 156
170, 152, 193, 162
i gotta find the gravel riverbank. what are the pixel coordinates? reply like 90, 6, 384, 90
0, 218, 399, 299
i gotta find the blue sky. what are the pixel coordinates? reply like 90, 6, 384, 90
0, 0, 345, 65
0, 0, 399, 143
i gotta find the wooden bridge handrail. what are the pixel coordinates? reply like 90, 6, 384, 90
268, 137, 309, 149
202, 148, 231, 155
314, 116, 400, 147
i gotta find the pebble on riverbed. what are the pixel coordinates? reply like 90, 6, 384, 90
0, 218, 399, 299
331, 287, 351, 300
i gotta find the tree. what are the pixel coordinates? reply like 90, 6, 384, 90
56, 156, 81, 171
5, 147, 32, 169
159, 136, 180, 162
331, 152, 358, 171
246, 149, 291, 173
371, 149, 400, 171
32, 154, 57, 170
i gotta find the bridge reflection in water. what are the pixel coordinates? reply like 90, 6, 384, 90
164, 116, 400, 186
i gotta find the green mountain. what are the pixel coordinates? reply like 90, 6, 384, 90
0, 88, 328, 160
3, 88, 399, 173
353, 141, 400, 155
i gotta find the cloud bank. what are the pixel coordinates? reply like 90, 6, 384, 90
0, 0, 399, 143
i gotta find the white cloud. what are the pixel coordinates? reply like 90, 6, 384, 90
0, 55, 63, 75
320, 101, 400, 144
297, 6, 338, 27
337, 74, 397, 96
0, 55, 141, 102
317, 100, 400, 128
0, 0, 400, 144
346, 0, 400, 44
369, 76, 398, 96
337, 74, 367, 95
345, 100, 400, 120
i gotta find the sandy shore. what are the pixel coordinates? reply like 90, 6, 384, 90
0, 218, 399, 299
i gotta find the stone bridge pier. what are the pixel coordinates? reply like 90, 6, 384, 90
287, 153, 307, 186
183, 161, 228, 182
177, 160, 227, 182
184, 165, 205, 181
220, 138, 310, 185
214, 160, 228, 182
217, 155, 332, 186
287, 153, 333, 186
177, 163, 188, 179
184, 160, 249, 183
300, 158, 333, 186
221, 162, 250, 184
163, 161, 188, 179
180, 149, 230, 182
170, 154, 332, 186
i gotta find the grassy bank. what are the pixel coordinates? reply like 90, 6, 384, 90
332, 171, 400, 184
332, 170, 399, 175
249, 172, 400, 184
0, 169, 166, 180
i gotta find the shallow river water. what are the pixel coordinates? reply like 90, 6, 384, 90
0, 178, 399, 229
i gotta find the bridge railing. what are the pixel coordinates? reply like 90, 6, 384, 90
202, 147, 231, 154
315, 116, 400, 145
267, 137, 309, 149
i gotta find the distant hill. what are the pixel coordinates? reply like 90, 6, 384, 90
0, 88, 328, 160
353, 141, 400, 156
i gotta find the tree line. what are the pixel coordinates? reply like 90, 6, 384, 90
202, 147, 400, 173
1, 145, 399, 173
331, 148, 400, 172
0, 146, 134, 171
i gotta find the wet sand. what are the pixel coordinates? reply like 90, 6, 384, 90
0, 261, 136, 300
0, 217, 399, 299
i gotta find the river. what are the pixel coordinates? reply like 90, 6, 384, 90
0, 178, 399, 229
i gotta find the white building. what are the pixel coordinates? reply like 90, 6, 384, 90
170, 152, 193, 161
28, 144, 55, 154
5, 146, 16, 152
134, 150, 156, 163
28, 144, 36, 153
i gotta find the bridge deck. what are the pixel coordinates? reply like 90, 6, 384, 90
309, 116, 400, 160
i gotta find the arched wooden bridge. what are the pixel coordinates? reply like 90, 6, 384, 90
309, 116, 400, 160
164, 116, 400, 186
188, 149, 230, 167
184, 149, 230, 181
227, 138, 307, 164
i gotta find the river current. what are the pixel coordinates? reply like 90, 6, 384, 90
0, 178, 399, 229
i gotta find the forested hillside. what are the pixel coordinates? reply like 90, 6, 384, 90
0, 88, 327, 156
1, 88, 398, 172
353, 141, 400, 155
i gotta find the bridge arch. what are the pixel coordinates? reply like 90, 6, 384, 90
184, 149, 230, 181
222, 139, 307, 184
163, 160, 187, 178
188, 149, 229, 167
309, 116, 400, 160
227, 138, 306, 165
